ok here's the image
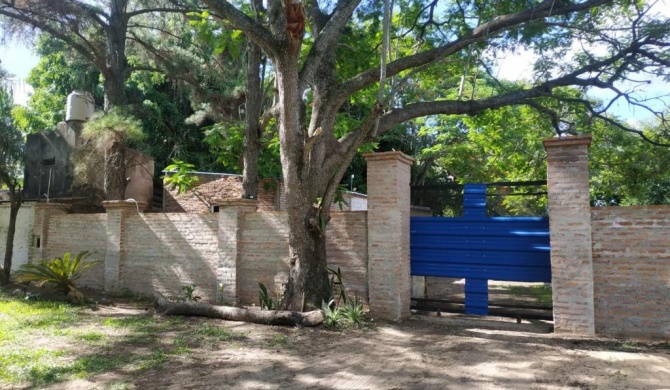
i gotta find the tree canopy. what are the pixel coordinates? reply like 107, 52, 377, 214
3, 0, 669, 309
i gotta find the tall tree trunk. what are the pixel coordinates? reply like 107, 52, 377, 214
242, 40, 263, 199
104, 0, 130, 111
275, 45, 330, 310
2, 190, 21, 285
103, 72, 127, 111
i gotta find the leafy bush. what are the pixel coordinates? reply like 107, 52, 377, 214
82, 109, 145, 144
342, 297, 365, 327
180, 284, 201, 302
163, 159, 199, 194
14, 251, 100, 301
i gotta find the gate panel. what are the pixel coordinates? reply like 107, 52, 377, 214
410, 184, 551, 315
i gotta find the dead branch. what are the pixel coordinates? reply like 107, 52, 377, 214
154, 293, 324, 327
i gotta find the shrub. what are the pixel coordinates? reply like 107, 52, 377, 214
181, 284, 201, 302
14, 251, 99, 302
321, 299, 342, 327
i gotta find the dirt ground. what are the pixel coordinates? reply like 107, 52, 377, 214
45, 303, 670, 390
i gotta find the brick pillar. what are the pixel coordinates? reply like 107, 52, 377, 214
102, 200, 147, 292
543, 135, 595, 335
213, 198, 258, 305
364, 152, 414, 321
29, 203, 70, 262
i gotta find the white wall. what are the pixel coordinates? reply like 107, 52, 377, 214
0, 202, 35, 271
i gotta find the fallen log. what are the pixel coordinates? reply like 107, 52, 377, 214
154, 293, 324, 327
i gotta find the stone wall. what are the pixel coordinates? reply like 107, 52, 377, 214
591, 206, 670, 338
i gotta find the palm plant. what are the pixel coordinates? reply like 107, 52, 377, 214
15, 251, 100, 296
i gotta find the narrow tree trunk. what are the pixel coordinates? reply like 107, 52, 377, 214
104, 141, 127, 200
2, 191, 21, 285
242, 40, 263, 199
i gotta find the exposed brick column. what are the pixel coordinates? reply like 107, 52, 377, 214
102, 200, 147, 292
213, 198, 258, 305
543, 135, 595, 335
29, 203, 70, 263
364, 152, 414, 321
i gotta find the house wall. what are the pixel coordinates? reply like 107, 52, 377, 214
591, 206, 670, 338
124, 149, 155, 208
0, 203, 35, 271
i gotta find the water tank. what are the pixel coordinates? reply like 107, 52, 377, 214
65, 91, 95, 122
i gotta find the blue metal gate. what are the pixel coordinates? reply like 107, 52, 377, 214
410, 184, 551, 315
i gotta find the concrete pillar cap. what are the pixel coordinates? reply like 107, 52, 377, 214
34, 202, 71, 211
211, 197, 259, 209
363, 151, 415, 166
543, 134, 592, 149
102, 200, 148, 212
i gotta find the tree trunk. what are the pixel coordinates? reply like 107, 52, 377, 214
103, 73, 127, 111
274, 46, 331, 311
2, 191, 21, 285
154, 293, 324, 327
103, 0, 130, 111
242, 40, 263, 199
104, 141, 127, 200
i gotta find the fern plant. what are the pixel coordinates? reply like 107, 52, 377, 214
14, 251, 99, 296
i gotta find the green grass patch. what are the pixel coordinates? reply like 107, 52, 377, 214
505, 284, 553, 307
75, 331, 106, 343
0, 347, 66, 386
268, 333, 290, 348
0, 293, 245, 388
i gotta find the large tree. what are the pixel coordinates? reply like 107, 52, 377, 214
197, 0, 670, 310
0, 69, 25, 284
0, 0, 189, 110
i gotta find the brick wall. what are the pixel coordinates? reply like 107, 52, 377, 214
591, 206, 670, 338
544, 136, 595, 335
45, 213, 107, 289
326, 212, 368, 303
40, 208, 368, 306
123, 213, 220, 300
163, 173, 278, 213
235, 211, 369, 306
364, 152, 413, 320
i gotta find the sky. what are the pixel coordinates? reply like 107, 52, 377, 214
1, 1, 668, 121
1, 40, 37, 105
